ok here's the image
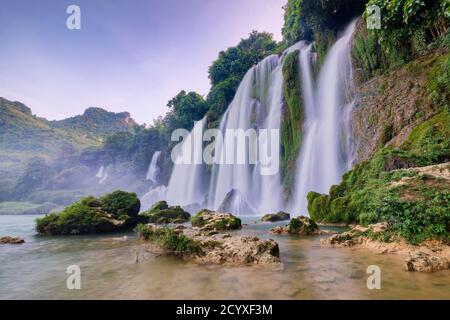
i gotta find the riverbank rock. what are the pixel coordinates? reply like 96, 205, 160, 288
405, 252, 449, 273
0, 236, 25, 244
320, 226, 367, 247
139, 201, 190, 224
35, 191, 140, 235
137, 224, 280, 265
261, 211, 291, 222
322, 224, 450, 273
191, 210, 242, 231
270, 216, 325, 235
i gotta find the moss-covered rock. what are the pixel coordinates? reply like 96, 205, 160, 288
136, 223, 280, 265
136, 224, 202, 256
139, 201, 190, 224
281, 50, 304, 197
307, 192, 330, 223
35, 191, 140, 235
261, 211, 291, 222
270, 216, 322, 235
306, 111, 450, 244
191, 210, 242, 231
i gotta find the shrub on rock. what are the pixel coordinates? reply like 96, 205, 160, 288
271, 216, 321, 235
36, 191, 140, 235
140, 201, 190, 224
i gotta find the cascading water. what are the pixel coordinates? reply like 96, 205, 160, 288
291, 21, 356, 215
165, 117, 207, 206
146, 151, 161, 183
207, 43, 306, 215
141, 22, 357, 217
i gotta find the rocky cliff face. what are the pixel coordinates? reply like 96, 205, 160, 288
350, 19, 449, 163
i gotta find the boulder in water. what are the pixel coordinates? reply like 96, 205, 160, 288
270, 216, 323, 235
137, 224, 280, 265
140, 200, 190, 224
1, 236, 25, 244
217, 189, 256, 216
191, 210, 241, 231
261, 211, 291, 222
35, 191, 140, 235
405, 252, 449, 273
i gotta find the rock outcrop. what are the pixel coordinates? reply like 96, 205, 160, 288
261, 211, 291, 222
183, 228, 280, 265
321, 224, 450, 273
137, 222, 280, 266
270, 216, 326, 235
0, 236, 25, 244
35, 191, 141, 235
191, 210, 242, 231
139, 201, 190, 224
405, 252, 449, 273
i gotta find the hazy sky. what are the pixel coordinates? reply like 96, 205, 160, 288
0, 0, 286, 124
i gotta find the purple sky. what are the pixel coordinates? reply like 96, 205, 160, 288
0, 0, 285, 124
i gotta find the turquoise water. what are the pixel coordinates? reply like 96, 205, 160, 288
1, 215, 449, 299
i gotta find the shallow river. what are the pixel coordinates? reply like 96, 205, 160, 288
1, 215, 449, 299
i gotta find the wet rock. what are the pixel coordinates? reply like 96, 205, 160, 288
320, 228, 364, 247
261, 211, 291, 222
217, 189, 257, 216
191, 210, 241, 231
138, 224, 280, 266
140, 201, 191, 224
270, 216, 324, 235
405, 252, 449, 273
0, 236, 25, 244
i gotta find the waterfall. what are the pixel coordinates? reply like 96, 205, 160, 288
165, 117, 207, 206
291, 21, 356, 215
144, 22, 357, 217
207, 42, 310, 215
146, 151, 161, 183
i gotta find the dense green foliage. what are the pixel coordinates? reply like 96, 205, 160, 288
136, 224, 202, 255
164, 90, 208, 132
35, 190, 140, 235
282, 0, 367, 64
100, 190, 141, 219
353, 0, 449, 81
281, 51, 304, 196
308, 111, 450, 243
206, 31, 278, 126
